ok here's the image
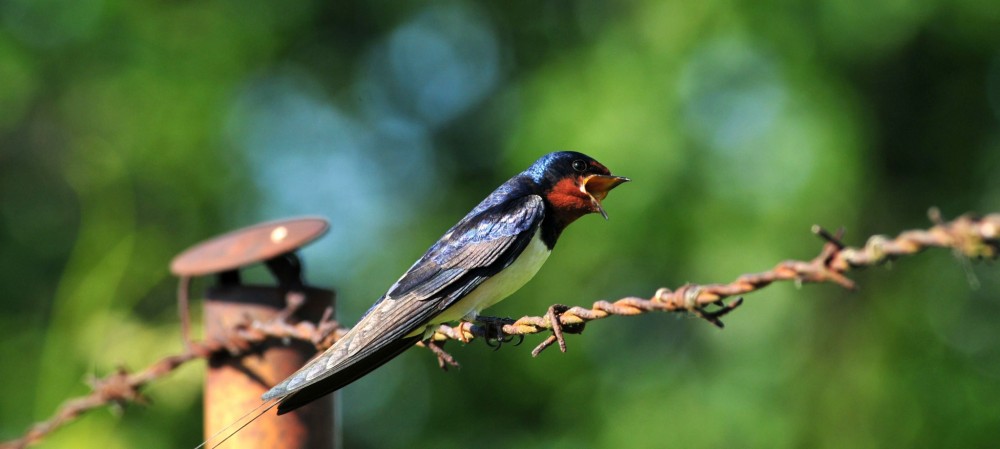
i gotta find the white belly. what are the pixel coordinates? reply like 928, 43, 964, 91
435, 229, 550, 324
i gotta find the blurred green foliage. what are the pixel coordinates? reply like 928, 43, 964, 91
2, 0, 1000, 447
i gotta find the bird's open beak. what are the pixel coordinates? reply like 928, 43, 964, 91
581, 174, 630, 219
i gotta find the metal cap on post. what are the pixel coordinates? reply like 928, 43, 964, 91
171, 217, 337, 449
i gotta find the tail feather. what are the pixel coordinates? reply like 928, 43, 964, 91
276, 335, 421, 414
195, 397, 281, 449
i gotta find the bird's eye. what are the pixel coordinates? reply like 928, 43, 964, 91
572, 159, 587, 172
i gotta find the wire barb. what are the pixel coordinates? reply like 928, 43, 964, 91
416, 340, 460, 371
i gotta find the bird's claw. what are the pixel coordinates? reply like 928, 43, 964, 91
531, 304, 585, 357
475, 316, 522, 351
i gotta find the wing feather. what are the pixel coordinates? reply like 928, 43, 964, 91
266, 194, 545, 406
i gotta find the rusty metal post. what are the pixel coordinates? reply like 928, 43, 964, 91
171, 218, 337, 449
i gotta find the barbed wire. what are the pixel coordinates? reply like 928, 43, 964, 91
429, 210, 999, 356
3, 210, 997, 449
0, 297, 346, 449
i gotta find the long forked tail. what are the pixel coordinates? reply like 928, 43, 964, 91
194, 397, 281, 449
275, 334, 421, 415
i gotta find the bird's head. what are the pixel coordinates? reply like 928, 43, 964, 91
528, 151, 630, 222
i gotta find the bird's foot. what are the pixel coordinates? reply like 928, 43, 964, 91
417, 340, 460, 371
531, 304, 586, 357
474, 315, 522, 351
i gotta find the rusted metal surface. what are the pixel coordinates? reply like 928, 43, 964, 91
170, 217, 336, 449
170, 217, 330, 347
204, 286, 334, 449
170, 217, 329, 277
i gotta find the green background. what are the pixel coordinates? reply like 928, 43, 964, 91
2, 0, 1000, 447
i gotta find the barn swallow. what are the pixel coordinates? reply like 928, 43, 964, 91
263, 151, 628, 414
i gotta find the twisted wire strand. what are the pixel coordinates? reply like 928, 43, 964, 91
430, 211, 999, 354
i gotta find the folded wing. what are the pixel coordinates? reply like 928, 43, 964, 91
268, 194, 545, 413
